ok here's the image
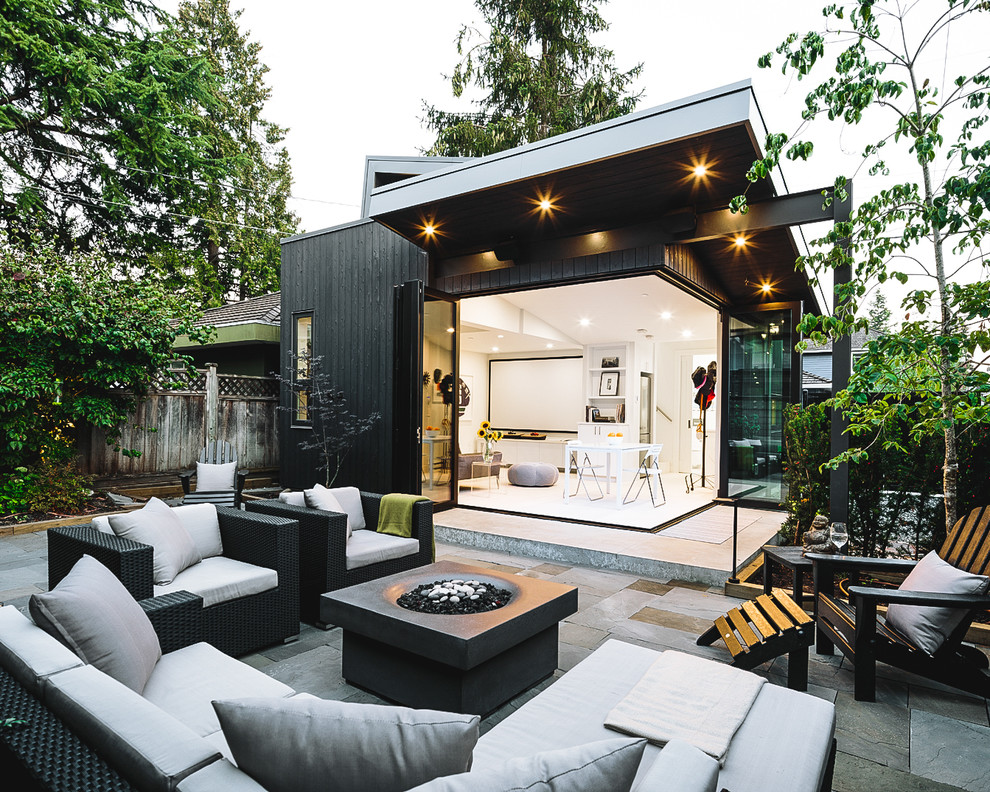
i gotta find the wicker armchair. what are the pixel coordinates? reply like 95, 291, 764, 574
0, 591, 203, 792
47, 508, 299, 657
246, 492, 433, 626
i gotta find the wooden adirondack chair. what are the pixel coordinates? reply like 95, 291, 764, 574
811, 505, 990, 701
178, 441, 249, 507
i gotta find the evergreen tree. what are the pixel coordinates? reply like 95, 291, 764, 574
423, 0, 643, 156
0, 0, 226, 254
166, 0, 298, 304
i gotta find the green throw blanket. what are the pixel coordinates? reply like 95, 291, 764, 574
376, 493, 429, 539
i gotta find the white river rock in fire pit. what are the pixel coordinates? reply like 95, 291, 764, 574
398, 578, 512, 615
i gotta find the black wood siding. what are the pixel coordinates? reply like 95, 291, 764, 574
279, 220, 426, 491
432, 243, 666, 295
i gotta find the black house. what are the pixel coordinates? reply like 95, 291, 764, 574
279, 81, 850, 518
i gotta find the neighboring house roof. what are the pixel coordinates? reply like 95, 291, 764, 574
189, 292, 281, 329
801, 328, 883, 390
174, 292, 281, 349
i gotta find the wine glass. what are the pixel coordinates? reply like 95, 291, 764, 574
830, 523, 849, 554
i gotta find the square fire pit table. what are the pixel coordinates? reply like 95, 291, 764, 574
321, 560, 578, 716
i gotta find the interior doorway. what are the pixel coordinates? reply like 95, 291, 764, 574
444, 274, 721, 528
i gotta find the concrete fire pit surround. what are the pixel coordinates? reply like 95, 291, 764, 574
321, 560, 578, 715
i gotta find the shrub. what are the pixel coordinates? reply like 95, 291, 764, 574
0, 460, 92, 517
781, 404, 830, 544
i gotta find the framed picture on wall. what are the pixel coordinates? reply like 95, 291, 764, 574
599, 371, 619, 396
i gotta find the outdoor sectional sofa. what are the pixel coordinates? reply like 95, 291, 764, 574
46, 505, 299, 657
0, 584, 836, 792
246, 490, 433, 625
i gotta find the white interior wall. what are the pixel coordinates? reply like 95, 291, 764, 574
655, 336, 718, 474
458, 350, 489, 453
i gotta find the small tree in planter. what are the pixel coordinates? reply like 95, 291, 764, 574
277, 356, 381, 487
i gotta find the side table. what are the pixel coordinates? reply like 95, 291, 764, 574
762, 544, 814, 610
471, 460, 500, 494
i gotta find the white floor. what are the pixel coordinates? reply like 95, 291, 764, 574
455, 471, 714, 531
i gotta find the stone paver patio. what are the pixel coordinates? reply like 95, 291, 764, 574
2, 528, 989, 791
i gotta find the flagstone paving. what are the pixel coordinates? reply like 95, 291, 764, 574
1, 530, 988, 791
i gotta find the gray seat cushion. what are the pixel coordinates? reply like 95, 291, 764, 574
45, 664, 221, 792
0, 605, 83, 694
345, 529, 420, 570
473, 639, 835, 792
508, 463, 559, 487
153, 557, 278, 608
142, 642, 294, 737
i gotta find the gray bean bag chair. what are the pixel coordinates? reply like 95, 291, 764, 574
508, 462, 559, 487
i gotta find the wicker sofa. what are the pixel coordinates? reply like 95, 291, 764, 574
0, 602, 836, 792
47, 507, 299, 657
246, 491, 433, 625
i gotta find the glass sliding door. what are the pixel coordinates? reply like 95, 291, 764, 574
723, 305, 799, 504
422, 294, 458, 506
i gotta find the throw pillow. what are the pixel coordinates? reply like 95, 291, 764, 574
108, 497, 202, 585
885, 550, 990, 655
405, 738, 647, 792
29, 555, 162, 693
304, 485, 351, 539
328, 486, 366, 531
195, 460, 237, 491
213, 697, 479, 792
278, 490, 307, 507
170, 503, 223, 558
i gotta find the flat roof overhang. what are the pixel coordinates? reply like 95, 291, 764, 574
368, 81, 823, 313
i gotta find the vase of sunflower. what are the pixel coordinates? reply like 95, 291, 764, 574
477, 421, 503, 462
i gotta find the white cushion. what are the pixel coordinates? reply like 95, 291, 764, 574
473, 639, 836, 792
108, 497, 202, 585
328, 486, 366, 531
171, 503, 223, 558
278, 490, 306, 507
177, 759, 269, 792
29, 555, 162, 694
212, 697, 479, 792
635, 740, 719, 792
885, 550, 990, 655
0, 605, 84, 694
92, 515, 112, 533
345, 530, 420, 570
304, 484, 351, 539
45, 664, 221, 792
407, 738, 646, 792
154, 557, 277, 608
196, 461, 236, 490
142, 642, 294, 737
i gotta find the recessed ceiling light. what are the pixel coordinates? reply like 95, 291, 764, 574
546, 343, 554, 349
446, 327, 455, 334
693, 164, 708, 177
539, 199, 552, 211
423, 223, 435, 236
660, 311, 672, 320
761, 283, 772, 294
734, 235, 747, 247
682, 329, 693, 338
497, 334, 504, 338
636, 328, 647, 334
492, 346, 499, 352
579, 318, 590, 327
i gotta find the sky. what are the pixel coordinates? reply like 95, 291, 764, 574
159, 0, 988, 315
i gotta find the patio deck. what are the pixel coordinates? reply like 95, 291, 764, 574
1, 528, 987, 791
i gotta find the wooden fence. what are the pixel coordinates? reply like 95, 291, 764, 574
78, 365, 280, 477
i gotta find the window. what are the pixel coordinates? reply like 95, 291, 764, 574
293, 313, 313, 425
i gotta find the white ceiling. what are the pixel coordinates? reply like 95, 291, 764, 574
458, 275, 718, 355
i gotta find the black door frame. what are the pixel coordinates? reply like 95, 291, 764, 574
392, 280, 461, 507
717, 300, 803, 506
